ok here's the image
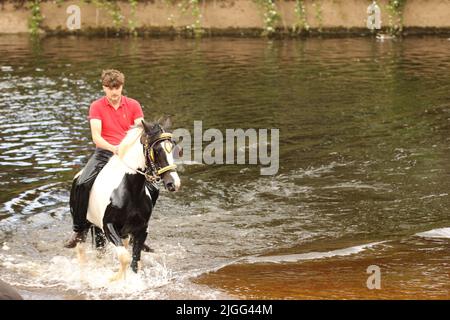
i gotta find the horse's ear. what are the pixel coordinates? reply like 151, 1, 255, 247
160, 116, 172, 131
141, 120, 151, 133
156, 115, 164, 124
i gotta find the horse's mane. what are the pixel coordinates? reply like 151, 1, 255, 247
117, 120, 167, 161
117, 125, 144, 159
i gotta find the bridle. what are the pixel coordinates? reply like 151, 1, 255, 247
141, 131, 177, 184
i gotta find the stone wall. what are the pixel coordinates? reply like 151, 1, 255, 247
1, 0, 450, 35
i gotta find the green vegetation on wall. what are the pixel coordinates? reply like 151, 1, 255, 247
28, 0, 43, 35
254, 0, 280, 36
91, 0, 124, 29
177, 0, 204, 37
312, 0, 323, 32
293, 0, 309, 34
128, 0, 138, 35
2, 0, 411, 37
386, 0, 407, 35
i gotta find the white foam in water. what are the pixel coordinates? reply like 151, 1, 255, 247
291, 161, 350, 179
1, 66, 13, 72
416, 227, 450, 239
243, 241, 386, 264
37, 248, 181, 299
174, 159, 204, 166
0, 243, 227, 300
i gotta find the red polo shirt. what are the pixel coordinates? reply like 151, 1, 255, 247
88, 96, 144, 146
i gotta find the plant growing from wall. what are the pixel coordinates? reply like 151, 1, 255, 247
189, 0, 203, 36
128, 0, 138, 35
254, 0, 280, 36
28, 0, 43, 35
311, 0, 322, 32
162, 0, 176, 27
178, 0, 204, 37
293, 0, 309, 34
386, 0, 406, 35
92, 0, 124, 30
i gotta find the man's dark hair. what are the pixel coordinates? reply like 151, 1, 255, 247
101, 69, 125, 88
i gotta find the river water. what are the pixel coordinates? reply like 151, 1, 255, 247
0, 35, 449, 299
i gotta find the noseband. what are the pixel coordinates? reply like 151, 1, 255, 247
142, 132, 177, 183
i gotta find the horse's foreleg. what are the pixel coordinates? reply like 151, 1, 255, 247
76, 242, 86, 265
105, 223, 131, 281
123, 235, 131, 249
94, 227, 106, 250
75, 242, 89, 282
109, 246, 131, 282
131, 230, 148, 273
109, 245, 131, 282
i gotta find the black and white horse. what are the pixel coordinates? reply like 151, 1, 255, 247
73, 119, 180, 281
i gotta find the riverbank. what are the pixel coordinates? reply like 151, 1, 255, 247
2, 0, 450, 37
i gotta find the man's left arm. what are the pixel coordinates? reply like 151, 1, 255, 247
132, 99, 144, 126
134, 117, 144, 126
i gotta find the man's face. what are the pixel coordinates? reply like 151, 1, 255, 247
103, 85, 123, 104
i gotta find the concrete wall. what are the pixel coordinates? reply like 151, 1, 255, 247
1, 0, 450, 34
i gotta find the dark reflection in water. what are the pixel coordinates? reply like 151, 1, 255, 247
0, 35, 449, 299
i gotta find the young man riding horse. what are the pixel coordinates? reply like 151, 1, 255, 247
64, 69, 145, 248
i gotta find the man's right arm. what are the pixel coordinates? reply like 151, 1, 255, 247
90, 119, 118, 154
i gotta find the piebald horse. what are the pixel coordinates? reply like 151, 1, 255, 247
73, 118, 180, 281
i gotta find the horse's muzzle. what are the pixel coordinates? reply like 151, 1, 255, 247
166, 182, 176, 192
162, 171, 180, 192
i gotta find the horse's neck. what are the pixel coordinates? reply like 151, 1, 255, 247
120, 138, 146, 171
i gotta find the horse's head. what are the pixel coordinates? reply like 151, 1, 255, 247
140, 117, 181, 192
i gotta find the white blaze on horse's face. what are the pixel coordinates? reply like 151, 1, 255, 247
160, 140, 181, 192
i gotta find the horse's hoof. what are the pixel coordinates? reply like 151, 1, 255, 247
95, 244, 107, 255
96, 249, 106, 259
142, 243, 154, 253
109, 275, 118, 282
109, 272, 124, 282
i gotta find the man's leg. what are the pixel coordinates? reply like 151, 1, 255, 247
65, 148, 113, 248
